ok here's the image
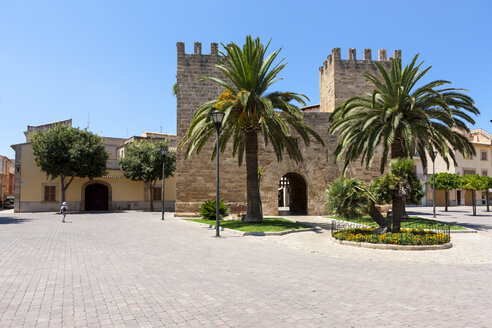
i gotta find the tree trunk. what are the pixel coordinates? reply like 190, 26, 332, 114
60, 175, 74, 203
243, 130, 262, 222
368, 204, 389, 229
472, 191, 476, 216
445, 190, 448, 212
149, 183, 154, 212
486, 190, 490, 212
392, 194, 405, 233
60, 176, 66, 203
390, 139, 408, 222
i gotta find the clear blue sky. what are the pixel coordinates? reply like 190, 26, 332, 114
1, 0, 491, 158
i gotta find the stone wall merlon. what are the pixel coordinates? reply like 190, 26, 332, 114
176, 41, 222, 56
328, 47, 401, 62
319, 48, 401, 73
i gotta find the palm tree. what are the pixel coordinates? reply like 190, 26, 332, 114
179, 36, 324, 222
328, 54, 479, 230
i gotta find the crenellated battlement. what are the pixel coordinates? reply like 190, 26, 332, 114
319, 47, 402, 73
176, 42, 220, 66
319, 47, 402, 112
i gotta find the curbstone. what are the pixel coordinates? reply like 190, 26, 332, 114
181, 218, 321, 236
327, 217, 475, 233
330, 237, 453, 251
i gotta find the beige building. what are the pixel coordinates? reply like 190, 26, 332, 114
12, 119, 176, 212
0, 154, 13, 207
414, 128, 492, 206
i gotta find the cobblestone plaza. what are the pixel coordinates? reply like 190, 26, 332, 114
0, 210, 491, 327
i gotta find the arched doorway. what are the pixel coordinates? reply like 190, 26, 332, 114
278, 172, 307, 215
85, 183, 109, 211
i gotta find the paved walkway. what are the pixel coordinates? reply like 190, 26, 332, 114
0, 210, 491, 327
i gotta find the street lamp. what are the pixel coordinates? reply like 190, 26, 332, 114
211, 111, 225, 237
161, 146, 168, 220
432, 150, 438, 218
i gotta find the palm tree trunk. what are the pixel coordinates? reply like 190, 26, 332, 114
368, 204, 389, 229
391, 139, 408, 222
244, 130, 262, 222
392, 194, 405, 233
390, 138, 406, 159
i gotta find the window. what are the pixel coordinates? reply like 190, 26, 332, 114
44, 186, 56, 202
463, 169, 476, 175
482, 170, 488, 176
481, 151, 488, 161
152, 187, 162, 201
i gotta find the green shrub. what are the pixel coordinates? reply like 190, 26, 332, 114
326, 177, 372, 220
332, 228, 450, 245
199, 199, 230, 220
370, 158, 424, 205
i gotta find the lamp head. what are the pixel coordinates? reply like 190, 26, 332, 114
211, 111, 225, 130
161, 146, 168, 159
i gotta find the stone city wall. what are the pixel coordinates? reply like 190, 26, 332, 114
176, 43, 391, 215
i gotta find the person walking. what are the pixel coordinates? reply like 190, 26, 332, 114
60, 202, 68, 222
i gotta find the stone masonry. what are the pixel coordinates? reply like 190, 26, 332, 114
320, 48, 400, 112
176, 42, 401, 216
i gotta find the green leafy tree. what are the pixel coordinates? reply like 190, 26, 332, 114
179, 36, 324, 223
460, 174, 488, 216
31, 125, 109, 203
430, 173, 461, 211
482, 175, 492, 212
119, 140, 176, 211
172, 82, 177, 97
328, 54, 479, 227
370, 159, 423, 232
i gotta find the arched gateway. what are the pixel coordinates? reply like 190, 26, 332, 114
83, 182, 110, 211
278, 172, 308, 215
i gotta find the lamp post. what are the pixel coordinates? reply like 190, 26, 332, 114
211, 111, 225, 237
161, 146, 168, 220
432, 150, 438, 218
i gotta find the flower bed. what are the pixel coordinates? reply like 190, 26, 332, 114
332, 228, 450, 246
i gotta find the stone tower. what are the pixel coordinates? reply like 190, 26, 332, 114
175, 42, 248, 214
319, 48, 401, 112
175, 43, 400, 216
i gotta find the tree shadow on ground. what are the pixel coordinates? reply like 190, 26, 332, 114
0, 217, 31, 225
406, 210, 492, 231
435, 221, 492, 231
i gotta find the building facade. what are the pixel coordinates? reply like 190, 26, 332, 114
12, 120, 177, 212
175, 43, 399, 216
414, 129, 492, 206
0, 154, 13, 207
